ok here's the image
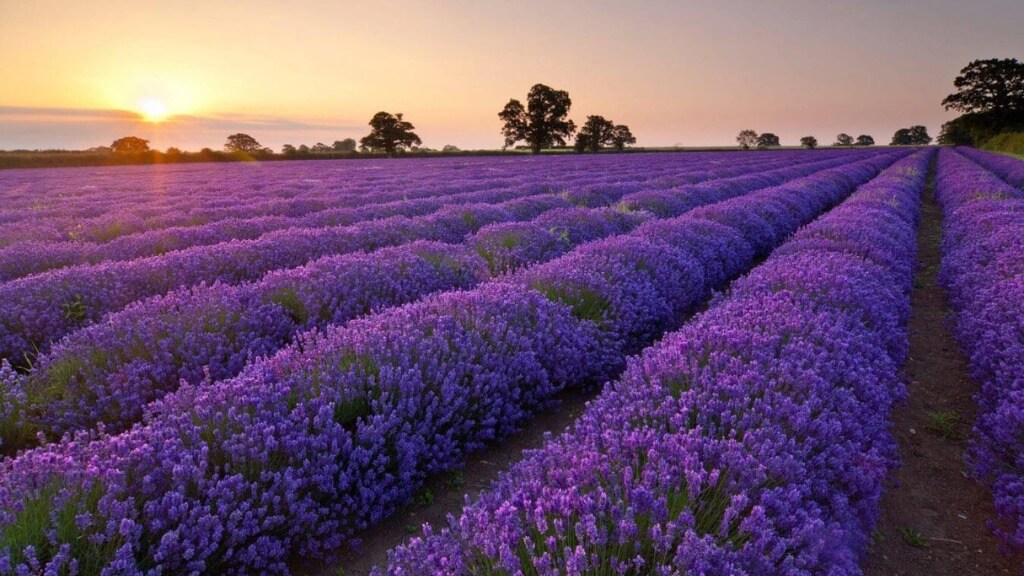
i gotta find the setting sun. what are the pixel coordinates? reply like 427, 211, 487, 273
138, 98, 168, 122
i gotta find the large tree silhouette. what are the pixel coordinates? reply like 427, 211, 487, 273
942, 58, 1024, 115
939, 58, 1024, 145
360, 112, 422, 156
499, 84, 576, 153
224, 133, 264, 153
110, 136, 150, 154
890, 126, 932, 146
736, 130, 758, 150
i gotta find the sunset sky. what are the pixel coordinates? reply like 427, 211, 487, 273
1, 0, 1022, 151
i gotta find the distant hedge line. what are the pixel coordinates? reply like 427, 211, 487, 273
982, 132, 1024, 157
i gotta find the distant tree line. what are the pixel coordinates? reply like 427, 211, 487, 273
23, 59, 1024, 170
738, 129, 933, 150
735, 130, 781, 149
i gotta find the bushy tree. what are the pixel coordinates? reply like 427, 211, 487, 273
800, 136, 818, 149
834, 133, 854, 146
940, 58, 1024, 146
891, 126, 932, 146
574, 116, 615, 152
442, 144, 461, 153
224, 133, 263, 153
610, 125, 636, 151
360, 112, 422, 156
282, 144, 298, 156
499, 84, 576, 154
310, 142, 331, 153
333, 138, 357, 152
110, 136, 150, 154
855, 134, 875, 146
573, 116, 637, 152
943, 58, 1024, 115
736, 129, 758, 150
298, 144, 311, 154
756, 133, 780, 148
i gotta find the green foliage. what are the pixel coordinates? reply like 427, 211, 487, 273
925, 410, 961, 440
2, 481, 119, 572
899, 526, 931, 548
530, 281, 610, 323
982, 131, 1024, 156
799, 136, 818, 149
855, 134, 875, 146
61, 295, 87, 322
264, 287, 309, 324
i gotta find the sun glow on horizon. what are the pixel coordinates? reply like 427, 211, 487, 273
138, 98, 169, 122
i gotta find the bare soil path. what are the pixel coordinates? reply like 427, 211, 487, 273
862, 164, 1021, 575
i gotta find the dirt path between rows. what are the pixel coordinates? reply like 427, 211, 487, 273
862, 163, 1020, 575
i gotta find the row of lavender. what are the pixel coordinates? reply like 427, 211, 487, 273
934, 148, 1024, 550
0, 153, 726, 224
0, 152, 866, 366
379, 149, 930, 576
957, 146, 1024, 190
0, 152, 903, 574
0, 150, 893, 453
0, 152, 829, 248
0, 151, 780, 280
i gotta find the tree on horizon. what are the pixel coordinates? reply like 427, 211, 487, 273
756, 133, 780, 148
800, 136, 818, 149
110, 136, 150, 154
736, 130, 758, 150
360, 112, 422, 156
499, 84, 576, 154
224, 133, 264, 153
939, 58, 1024, 145
834, 133, 854, 147
333, 139, 358, 152
891, 126, 932, 145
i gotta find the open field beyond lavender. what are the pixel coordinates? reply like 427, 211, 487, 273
1, 148, 1024, 575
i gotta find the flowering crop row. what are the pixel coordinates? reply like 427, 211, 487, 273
0, 152, 904, 574
0, 181, 560, 283
0, 152, 866, 366
378, 149, 931, 575
4, 208, 644, 450
0, 152, 889, 451
956, 146, 1024, 190
0, 152, 837, 249
0, 150, 805, 282
934, 149, 1024, 550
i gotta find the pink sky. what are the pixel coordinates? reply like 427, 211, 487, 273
1, 0, 1022, 151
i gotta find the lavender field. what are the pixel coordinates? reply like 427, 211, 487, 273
1, 148, 1023, 574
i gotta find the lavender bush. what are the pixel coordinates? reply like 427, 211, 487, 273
934, 148, 1024, 550
378, 150, 930, 575
0, 151, 906, 573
